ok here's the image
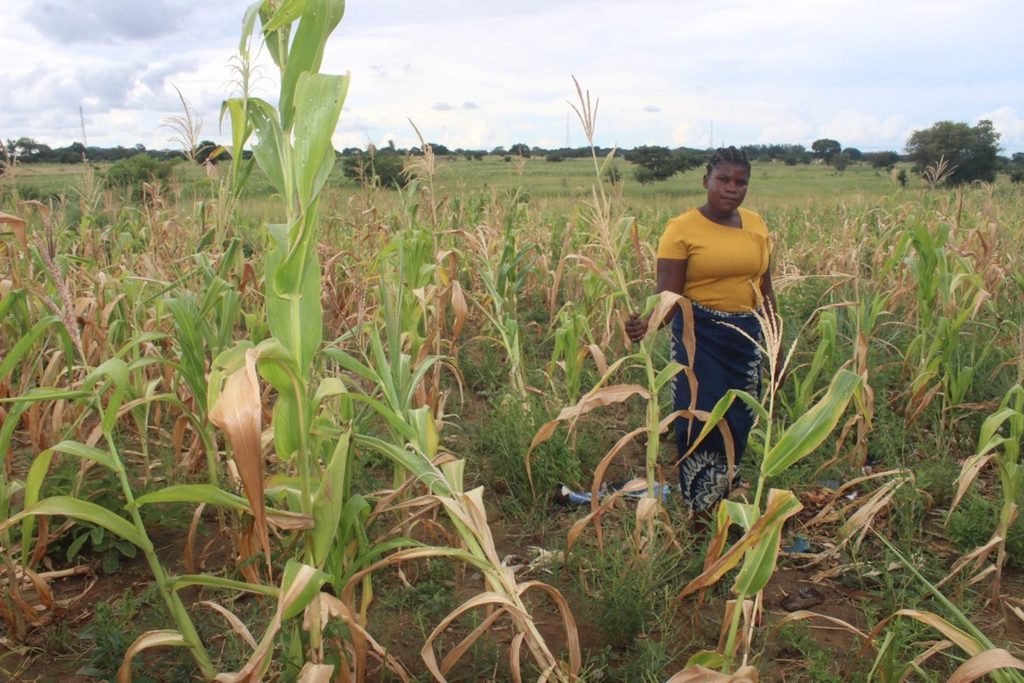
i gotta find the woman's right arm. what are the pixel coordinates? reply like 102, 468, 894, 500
626, 258, 687, 343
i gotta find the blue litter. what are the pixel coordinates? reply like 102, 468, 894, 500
554, 480, 677, 506
783, 536, 812, 553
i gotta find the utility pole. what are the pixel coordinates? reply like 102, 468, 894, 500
79, 105, 89, 162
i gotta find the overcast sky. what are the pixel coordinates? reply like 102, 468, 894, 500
4, 0, 1023, 154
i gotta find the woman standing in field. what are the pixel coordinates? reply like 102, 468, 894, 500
626, 146, 780, 519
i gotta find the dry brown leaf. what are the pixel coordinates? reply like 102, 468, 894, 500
209, 348, 270, 580
117, 630, 187, 683
947, 648, 1024, 682
197, 600, 258, 650
449, 280, 468, 338
0, 211, 27, 250
296, 663, 335, 683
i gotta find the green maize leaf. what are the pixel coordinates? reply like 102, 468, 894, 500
20, 448, 57, 564
0, 401, 29, 474
341, 534, 421, 581
0, 315, 61, 382
273, 217, 324, 376
323, 347, 378, 384
220, 99, 255, 192
85, 358, 131, 435
131, 484, 251, 512
654, 362, 686, 392
341, 394, 416, 443
311, 426, 352, 565
168, 574, 279, 598
0, 287, 26, 320
248, 100, 288, 198
978, 408, 1021, 455
261, 0, 306, 32
441, 459, 465, 495
312, 376, 347, 413
238, 0, 263, 50
1, 497, 144, 549
271, 393, 301, 462
404, 354, 444, 410
264, 222, 322, 380
166, 296, 208, 413
685, 650, 725, 669
258, 2, 291, 70
409, 406, 440, 458
208, 341, 255, 411
278, 0, 346, 131
114, 331, 170, 358
762, 370, 861, 478
293, 72, 348, 210
278, 560, 330, 620
682, 388, 769, 460
725, 500, 760, 532
733, 491, 802, 595
354, 434, 452, 496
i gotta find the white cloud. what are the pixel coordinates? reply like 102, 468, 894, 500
980, 106, 1024, 151
818, 112, 913, 152
2, 0, 1023, 153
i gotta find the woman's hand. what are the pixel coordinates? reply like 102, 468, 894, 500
626, 313, 649, 344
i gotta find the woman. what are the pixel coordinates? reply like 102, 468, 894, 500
626, 146, 779, 517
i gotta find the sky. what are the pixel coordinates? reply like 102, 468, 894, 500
3, 0, 1023, 155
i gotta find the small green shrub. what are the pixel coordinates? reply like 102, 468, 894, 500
106, 153, 175, 191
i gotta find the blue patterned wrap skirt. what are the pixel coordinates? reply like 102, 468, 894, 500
671, 302, 763, 513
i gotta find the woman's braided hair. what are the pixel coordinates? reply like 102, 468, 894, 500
705, 146, 750, 175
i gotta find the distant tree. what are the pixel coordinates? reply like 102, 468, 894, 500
603, 164, 622, 185
341, 150, 408, 189
106, 153, 176, 196
832, 153, 850, 173
12, 137, 51, 163
626, 145, 698, 184
905, 120, 1000, 184
427, 142, 451, 156
1009, 152, 1024, 183
843, 147, 863, 161
490, 146, 506, 155
867, 151, 900, 170
811, 138, 842, 164
545, 153, 564, 162
509, 143, 531, 158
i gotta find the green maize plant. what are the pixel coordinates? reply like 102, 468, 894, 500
668, 308, 861, 676
463, 205, 537, 400
941, 384, 1023, 603
1, 361, 224, 678
548, 303, 603, 405
868, 534, 1024, 683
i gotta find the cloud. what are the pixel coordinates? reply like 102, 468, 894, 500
644, 105, 661, 113
818, 111, 913, 151
462, 101, 480, 110
23, 0, 190, 44
980, 106, 1024, 150
432, 102, 455, 111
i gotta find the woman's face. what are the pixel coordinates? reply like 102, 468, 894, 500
703, 162, 750, 215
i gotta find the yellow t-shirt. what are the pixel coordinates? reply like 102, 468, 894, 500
656, 207, 771, 313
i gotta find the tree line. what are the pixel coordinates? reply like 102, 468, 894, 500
6, 119, 1021, 187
